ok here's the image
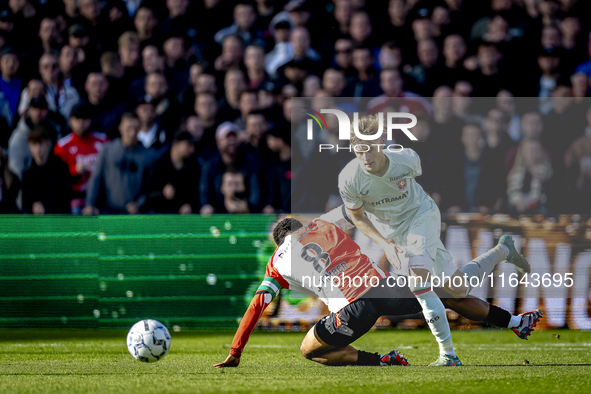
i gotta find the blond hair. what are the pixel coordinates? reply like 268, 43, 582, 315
350, 113, 384, 147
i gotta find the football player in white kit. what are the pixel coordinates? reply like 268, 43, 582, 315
338, 114, 532, 366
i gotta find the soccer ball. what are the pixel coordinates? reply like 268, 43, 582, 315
127, 319, 171, 362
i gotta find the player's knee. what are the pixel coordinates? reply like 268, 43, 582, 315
300, 343, 313, 360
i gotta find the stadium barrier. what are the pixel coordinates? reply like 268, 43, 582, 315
0, 215, 276, 330
1, 214, 590, 330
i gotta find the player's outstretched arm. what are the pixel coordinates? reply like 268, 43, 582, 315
347, 206, 403, 269
214, 290, 275, 368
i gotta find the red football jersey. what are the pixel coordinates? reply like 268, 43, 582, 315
54, 132, 108, 192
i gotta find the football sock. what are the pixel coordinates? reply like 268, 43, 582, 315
461, 245, 509, 296
412, 282, 455, 356
509, 315, 522, 328
483, 304, 511, 327
357, 351, 381, 366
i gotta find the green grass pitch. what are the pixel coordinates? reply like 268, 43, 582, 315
1, 328, 591, 393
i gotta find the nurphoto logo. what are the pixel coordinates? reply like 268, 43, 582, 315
303, 108, 418, 152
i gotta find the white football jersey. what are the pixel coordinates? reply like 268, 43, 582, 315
337, 148, 430, 227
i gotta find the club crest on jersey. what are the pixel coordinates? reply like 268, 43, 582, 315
295, 221, 318, 242
397, 179, 407, 190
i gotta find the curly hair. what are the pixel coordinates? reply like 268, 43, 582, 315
272, 218, 303, 245
349, 113, 385, 147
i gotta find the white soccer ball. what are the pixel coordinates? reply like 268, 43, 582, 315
127, 319, 171, 362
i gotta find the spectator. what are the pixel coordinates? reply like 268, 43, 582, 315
264, 127, 291, 213
505, 111, 545, 171
564, 104, 591, 212
543, 86, 583, 166
143, 72, 179, 134
214, 1, 263, 47
22, 126, 71, 214
439, 123, 505, 213
507, 139, 554, 214
378, 40, 403, 71
244, 44, 268, 90
333, 37, 356, 81
199, 122, 261, 214
234, 89, 259, 132
218, 67, 246, 123
382, 0, 412, 58
265, 19, 293, 76
302, 74, 321, 97
0, 47, 22, 127
84, 72, 126, 139
118, 32, 142, 88
483, 108, 514, 157
214, 34, 244, 73
54, 103, 108, 214
0, 0, 39, 53
59, 45, 79, 91
8, 97, 60, 179
322, 68, 346, 97
162, 32, 190, 87
342, 46, 381, 97
22, 17, 61, 76
219, 169, 250, 213
573, 35, 591, 77
471, 42, 506, 97
0, 148, 20, 213
404, 38, 441, 96
269, 26, 320, 77
452, 80, 482, 124
194, 92, 219, 150
496, 90, 522, 142
129, 45, 165, 99
440, 34, 468, 88
134, 6, 158, 45
536, 47, 562, 106
135, 96, 169, 150
100, 52, 125, 96
38, 53, 80, 118
157, 0, 195, 39
366, 68, 431, 116
333, 0, 352, 37
145, 130, 199, 214
242, 110, 269, 162
85, 113, 154, 215
180, 70, 217, 113
350, 11, 375, 48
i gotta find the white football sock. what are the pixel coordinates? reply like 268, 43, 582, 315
460, 245, 509, 296
412, 282, 455, 356
508, 315, 522, 328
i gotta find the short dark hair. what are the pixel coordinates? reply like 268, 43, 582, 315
120, 112, 138, 124
27, 126, 51, 144
272, 218, 303, 245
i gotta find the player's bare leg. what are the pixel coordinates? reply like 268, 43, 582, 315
299, 327, 408, 366
300, 327, 358, 365
436, 290, 542, 339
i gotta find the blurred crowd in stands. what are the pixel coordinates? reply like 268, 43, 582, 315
0, 0, 590, 215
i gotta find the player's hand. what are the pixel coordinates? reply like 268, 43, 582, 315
126, 202, 139, 215
179, 204, 192, 215
32, 202, 45, 215
82, 206, 99, 216
214, 354, 240, 368
383, 242, 404, 270
200, 204, 214, 215
163, 183, 176, 200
